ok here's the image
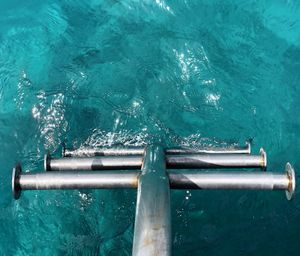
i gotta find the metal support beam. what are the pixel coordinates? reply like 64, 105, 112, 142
45, 148, 266, 171
10, 143, 296, 256
132, 145, 171, 256
63, 147, 145, 157
167, 148, 266, 169
169, 142, 251, 154
169, 162, 295, 200
12, 164, 139, 199
62, 143, 251, 157
12, 164, 295, 200
45, 152, 142, 171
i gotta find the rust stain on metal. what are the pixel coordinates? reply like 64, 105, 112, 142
287, 171, 292, 191
132, 173, 140, 188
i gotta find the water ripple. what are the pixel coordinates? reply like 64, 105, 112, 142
1, 0, 300, 255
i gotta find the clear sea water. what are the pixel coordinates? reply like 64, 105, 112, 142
0, 0, 300, 255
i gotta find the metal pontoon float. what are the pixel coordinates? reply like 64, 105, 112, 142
12, 143, 296, 256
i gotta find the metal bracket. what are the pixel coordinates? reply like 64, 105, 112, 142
11, 142, 296, 255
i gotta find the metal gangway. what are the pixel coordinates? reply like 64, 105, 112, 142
12, 142, 296, 255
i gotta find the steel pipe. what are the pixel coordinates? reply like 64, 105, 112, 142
12, 164, 139, 199
169, 163, 295, 200
45, 152, 142, 171
167, 142, 251, 155
133, 145, 171, 256
63, 147, 145, 157
46, 148, 266, 171
12, 163, 295, 200
62, 143, 251, 157
167, 148, 266, 169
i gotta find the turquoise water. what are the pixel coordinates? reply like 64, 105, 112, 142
1, 0, 300, 255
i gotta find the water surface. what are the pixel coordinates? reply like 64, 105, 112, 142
0, 1, 300, 255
